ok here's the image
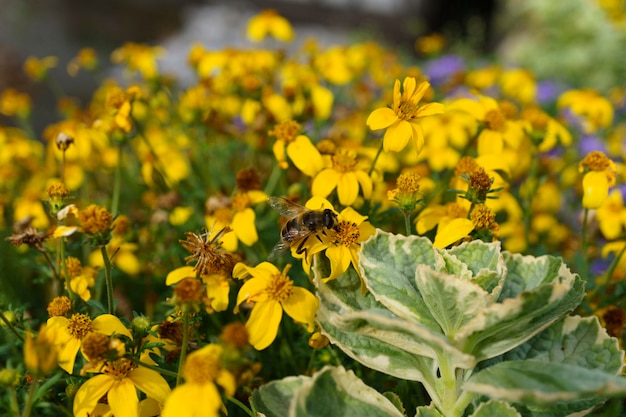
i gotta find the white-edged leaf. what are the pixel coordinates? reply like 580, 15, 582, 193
498, 252, 566, 300
469, 400, 521, 417
446, 240, 506, 297
415, 405, 445, 417
291, 366, 406, 417
359, 230, 443, 330
251, 375, 307, 417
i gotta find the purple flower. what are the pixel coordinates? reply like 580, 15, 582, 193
579, 134, 607, 155
424, 55, 466, 86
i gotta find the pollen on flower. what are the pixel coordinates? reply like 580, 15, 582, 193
455, 156, 480, 177
484, 109, 505, 131
78, 205, 113, 235
67, 313, 93, 339
81, 332, 110, 362
47, 182, 69, 199
470, 204, 496, 229
468, 167, 493, 193
331, 148, 358, 173
397, 172, 421, 194
173, 277, 204, 305
266, 268, 294, 302
398, 100, 420, 120
103, 358, 136, 380
580, 150, 613, 172
47, 296, 72, 317
183, 347, 222, 384
334, 221, 360, 246
269, 120, 301, 143
65, 256, 82, 278
213, 207, 233, 224
231, 193, 251, 212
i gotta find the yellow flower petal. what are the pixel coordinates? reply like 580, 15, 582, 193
337, 172, 359, 206
324, 245, 352, 281
312, 168, 339, 199
282, 287, 319, 329
52, 225, 78, 238
73, 374, 115, 417
108, 378, 139, 417
286, 135, 324, 176
93, 314, 132, 339
166, 266, 196, 286
163, 384, 221, 417
383, 120, 412, 152
247, 300, 283, 350
433, 218, 475, 248
415, 102, 445, 118
127, 367, 171, 404
582, 171, 610, 209
232, 208, 258, 246
366, 107, 398, 130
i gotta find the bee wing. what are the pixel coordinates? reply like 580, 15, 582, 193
267, 240, 292, 261
267, 196, 308, 219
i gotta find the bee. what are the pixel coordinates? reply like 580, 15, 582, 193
267, 196, 338, 260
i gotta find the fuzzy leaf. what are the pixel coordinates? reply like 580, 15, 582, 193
251, 375, 307, 417
469, 400, 522, 417
498, 252, 566, 300
465, 361, 626, 407
446, 240, 506, 297
291, 366, 406, 417
358, 230, 443, 330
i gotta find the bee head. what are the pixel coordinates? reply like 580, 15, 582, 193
322, 209, 338, 229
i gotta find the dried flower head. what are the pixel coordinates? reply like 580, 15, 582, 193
172, 277, 205, 309
220, 322, 249, 349
5, 226, 47, 252
180, 228, 239, 276
55, 132, 74, 151
235, 168, 262, 192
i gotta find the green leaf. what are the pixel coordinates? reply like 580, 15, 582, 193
498, 253, 566, 301
415, 405, 445, 417
358, 230, 442, 330
291, 366, 406, 417
465, 361, 626, 413
446, 240, 506, 296
413, 266, 490, 338
455, 263, 585, 361
251, 375, 307, 417
469, 400, 522, 417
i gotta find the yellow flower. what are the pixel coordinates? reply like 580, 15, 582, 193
498, 68, 536, 105
162, 344, 236, 417
311, 148, 373, 206
0, 88, 31, 117
367, 78, 444, 153
521, 107, 572, 152
233, 262, 319, 350
23, 55, 58, 81
24, 324, 58, 376
46, 313, 131, 373
558, 88, 614, 133
307, 199, 375, 282
270, 121, 323, 176
579, 151, 617, 209
73, 358, 171, 417
417, 202, 474, 249
246, 9, 295, 43
111, 42, 164, 79
596, 189, 626, 240
166, 266, 231, 313
67, 47, 99, 77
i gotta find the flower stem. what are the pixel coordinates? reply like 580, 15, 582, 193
402, 210, 412, 235
263, 163, 283, 197
368, 140, 384, 177
131, 357, 178, 378
227, 396, 256, 417
580, 208, 590, 284
0, 311, 23, 342
176, 309, 190, 387
20, 378, 40, 417
100, 246, 115, 314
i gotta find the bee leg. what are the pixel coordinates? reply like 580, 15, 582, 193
295, 235, 310, 258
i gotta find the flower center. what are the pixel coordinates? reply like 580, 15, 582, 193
581, 150, 612, 171
455, 156, 480, 178
334, 221, 360, 246
266, 271, 294, 302
47, 296, 72, 317
397, 172, 420, 193
231, 193, 251, 212
269, 120, 301, 143
65, 256, 83, 278
398, 99, 419, 120
67, 313, 93, 339
331, 149, 357, 173
470, 204, 496, 229
183, 351, 221, 384
103, 358, 136, 380
213, 207, 233, 224
484, 109, 505, 131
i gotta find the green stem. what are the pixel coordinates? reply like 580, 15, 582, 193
580, 208, 590, 285
588, 240, 626, 302
20, 378, 40, 417
9, 385, 19, 417
59, 240, 74, 303
438, 353, 460, 417
111, 145, 122, 217
227, 396, 256, 417
0, 310, 23, 342
263, 163, 283, 197
176, 309, 190, 387
368, 140, 384, 177
100, 246, 115, 314
402, 210, 412, 235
